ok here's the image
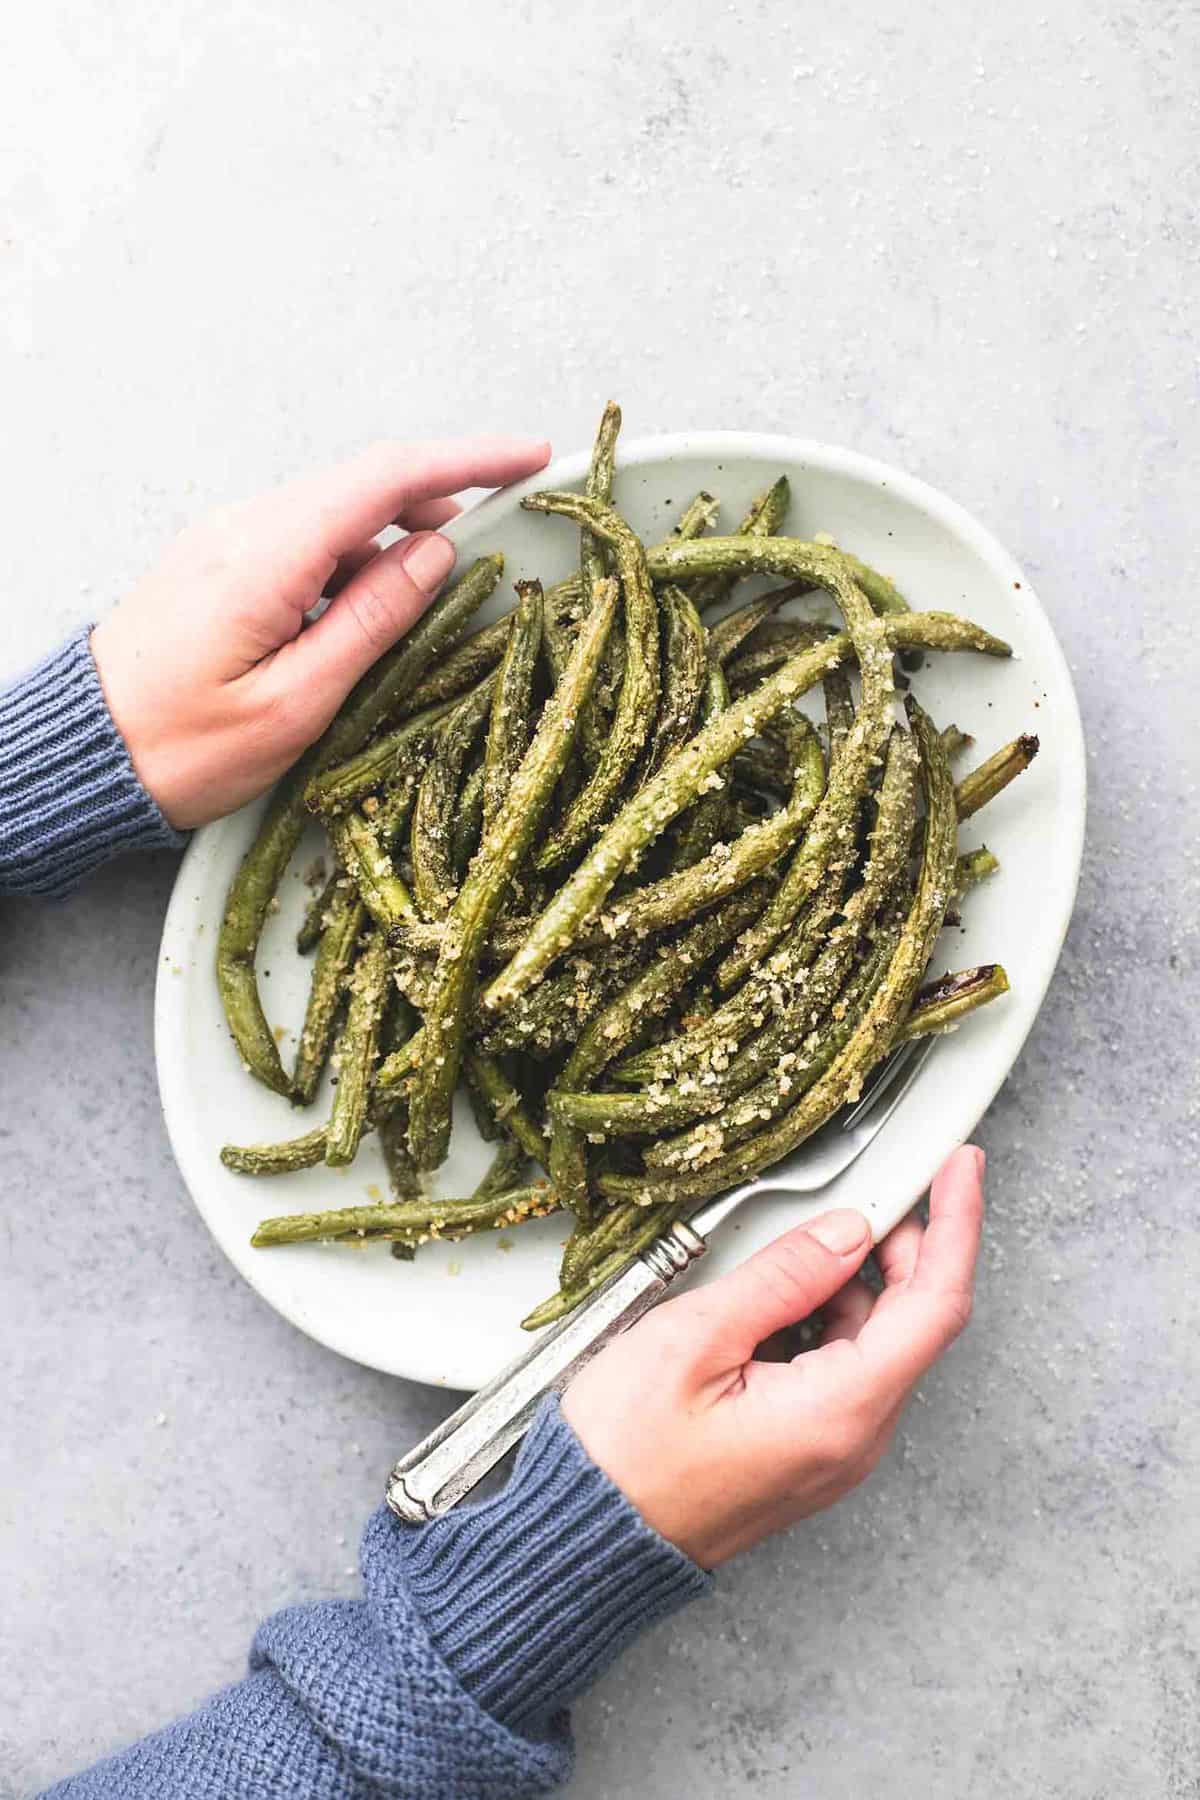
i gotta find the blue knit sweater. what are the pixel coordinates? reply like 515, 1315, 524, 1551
2, 631, 709, 1799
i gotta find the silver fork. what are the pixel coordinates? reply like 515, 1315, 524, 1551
386, 1038, 935, 1522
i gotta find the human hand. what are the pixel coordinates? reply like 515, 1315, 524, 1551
562, 1145, 984, 1567
90, 438, 551, 829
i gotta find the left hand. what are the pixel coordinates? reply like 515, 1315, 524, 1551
91, 437, 551, 828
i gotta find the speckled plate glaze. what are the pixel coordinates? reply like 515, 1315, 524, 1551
155, 435, 1086, 1390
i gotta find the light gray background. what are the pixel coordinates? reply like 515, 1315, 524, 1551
2, 2, 1198, 1795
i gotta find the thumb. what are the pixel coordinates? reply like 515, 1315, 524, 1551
677, 1210, 872, 1371
285, 530, 457, 717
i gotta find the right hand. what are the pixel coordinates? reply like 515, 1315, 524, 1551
562, 1145, 984, 1568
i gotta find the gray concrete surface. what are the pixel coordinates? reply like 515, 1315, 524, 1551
2, 1, 1198, 1794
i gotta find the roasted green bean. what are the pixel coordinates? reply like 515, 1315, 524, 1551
216, 766, 316, 1096
581, 402, 621, 601
588, 713, 825, 944
291, 879, 365, 1106
320, 554, 504, 762
598, 697, 957, 1201
670, 659, 733, 869
217, 554, 501, 1093
379, 1108, 422, 1199
483, 596, 1009, 1015
707, 581, 810, 664
644, 588, 708, 777
396, 614, 512, 718
898, 962, 1010, 1040
822, 664, 855, 762
304, 699, 450, 819
571, 923, 901, 1155
671, 491, 720, 540
297, 866, 341, 954
682, 547, 895, 993
521, 1200, 681, 1329
573, 729, 918, 1135
462, 1052, 551, 1169
559, 1200, 641, 1288
221, 1125, 330, 1176
451, 762, 486, 877
547, 882, 773, 1219
410, 675, 497, 920
643, 921, 904, 1169
575, 403, 625, 763
524, 495, 661, 868
253, 1185, 558, 1248
685, 478, 790, 613
482, 580, 544, 834
956, 734, 1040, 820
472, 1136, 528, 1201
325, 930, 390, 1167
474, 943, 643, 1059
328, 808, 417, 936
407, 581, 619, 1168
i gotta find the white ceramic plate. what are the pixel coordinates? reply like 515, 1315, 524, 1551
155, 435, 1085, 1390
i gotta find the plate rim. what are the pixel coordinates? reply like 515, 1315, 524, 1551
155, 432, 1086, 1388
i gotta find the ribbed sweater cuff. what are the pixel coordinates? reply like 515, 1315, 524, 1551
394, 1394, 710, 1730
0, 628, 186, 896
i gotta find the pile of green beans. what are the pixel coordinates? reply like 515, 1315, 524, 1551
217, 404, 1038, 1327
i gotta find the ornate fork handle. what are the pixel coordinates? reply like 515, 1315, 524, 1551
386, 1221, 707, 1522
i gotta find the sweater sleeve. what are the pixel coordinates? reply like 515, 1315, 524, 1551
0, 628, 186, 896
41, 1396, 709, 1800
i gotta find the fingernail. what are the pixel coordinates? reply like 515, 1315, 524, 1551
399, 530, 455, 592
972, 1146, 986, 1179
807, 1209, 870, 1257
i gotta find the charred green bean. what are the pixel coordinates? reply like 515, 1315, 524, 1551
451, 762, 486, 877
407, 582, 619, 1167
217, 555, 501, 1093
521, 1200, 681, 1329
462, 1052, 551, 1169
644, 588, 708, 777
897, 962, 1011, 1040
328, 808, 417, 936
325, 930, 390, 1167
482, 580, 544, 834
253, 1185, 558, 1248
524, 495, 661, 868
297, 866, 341, 954
221, 1125, 330, 1176
547, 882, 772, 1218
304, 699, 451, 818
472, 1136, 528, 1201
599, 697, 957, 1201
685, 478, 790, 613
484, 596, 1008, 1016
956, 734, 1040, 820
410, 676, 497, 920
292, 879, 365, 1106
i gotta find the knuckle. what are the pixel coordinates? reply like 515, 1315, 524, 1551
750, 1240, 823, 1313
940, 1285, 974, 1339
251, 677, 313, 753
810, 1389, 882, 1470
345, 577, 403, 652
820, 1418, 866, 1470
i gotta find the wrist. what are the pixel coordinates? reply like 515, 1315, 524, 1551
0, 629, 186, 895
379, 1394, 709, 1730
